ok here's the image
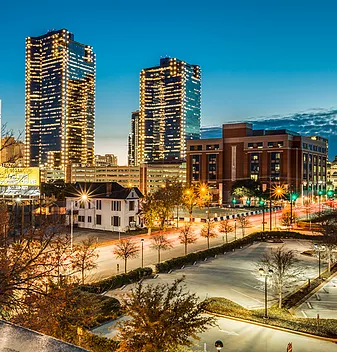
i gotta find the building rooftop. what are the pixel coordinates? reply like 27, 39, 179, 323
0, 320, 88, 352
67, 182, 143, 199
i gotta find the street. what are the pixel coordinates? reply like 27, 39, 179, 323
193, 317, 337, 352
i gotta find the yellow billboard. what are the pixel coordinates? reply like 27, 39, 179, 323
0, 167, 40, 187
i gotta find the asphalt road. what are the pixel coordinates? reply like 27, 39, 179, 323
86, 209, 288, 281
296, 274, 337, 319
193, 317, 337, 352
92, 315, 337, 352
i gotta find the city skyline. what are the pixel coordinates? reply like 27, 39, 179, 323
2, 1, 337, 163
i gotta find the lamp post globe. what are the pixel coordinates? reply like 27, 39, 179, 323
215, 340, 224, 351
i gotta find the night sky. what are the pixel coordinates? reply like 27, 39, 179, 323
1, 0, 337, 163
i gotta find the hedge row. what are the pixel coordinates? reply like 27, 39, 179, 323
205, 297, 337, 339
80, 267, 153, 294
155, 231, 322, 273
80, 331, 119, 352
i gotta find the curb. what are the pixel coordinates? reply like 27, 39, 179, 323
291, 270, 337, 311
205, 310, 337, 343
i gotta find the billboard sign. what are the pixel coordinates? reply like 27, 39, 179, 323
0, 167, 40, 187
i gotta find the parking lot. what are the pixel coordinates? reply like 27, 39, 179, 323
295, 274, 337, 319
108, 239, 322, 309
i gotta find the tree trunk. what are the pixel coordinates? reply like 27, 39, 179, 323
278, 289, 282, 308
226, 233, 228, 243
148, 227, 152, 236
158, 249, 161, 263
207, 237, 210, 249
82, 268, 85, 285
189, 211, 193, 222
124, 259, 127, 273
184, 242, 187, 255
328, 249, 331, 274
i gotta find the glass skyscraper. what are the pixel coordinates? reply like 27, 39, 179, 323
25, 29, 96, 169
138, 58, 201, 164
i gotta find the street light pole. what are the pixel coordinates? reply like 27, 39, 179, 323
319, 250, 321, 279
234, 219, 237, 240
70, 200, 73, 251
259, 268, 273, 319
262, 205, 265, 232
141, 238, 144, 268
269, 199, 272, 231
264, 274, 268, 318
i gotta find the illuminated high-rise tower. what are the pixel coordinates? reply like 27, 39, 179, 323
25, 29, 95, 169
138, 58, 201, 164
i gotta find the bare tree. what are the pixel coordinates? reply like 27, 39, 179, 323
117, 278, 215, 352
178, 223, 198, 255
280, 210, 298, 228
0, 219, 69, 317
258, 246, 300, 308
238, 216, 250, 237
150, 233, 173, 263
113, 239, 139, 273
218, 219, 234, 244
71, 237, 99, 284
318, 219, 337, 274
200, 220, 217, 249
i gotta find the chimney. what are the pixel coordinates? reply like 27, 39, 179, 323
106, 182, 112, 195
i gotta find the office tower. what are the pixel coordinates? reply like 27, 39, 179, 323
25, 29, 96, 169
138, 58, 201, 164
128, 111, 139, 166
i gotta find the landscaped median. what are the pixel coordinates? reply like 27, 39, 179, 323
203, 297, 337, 340
155, 231, 322, 273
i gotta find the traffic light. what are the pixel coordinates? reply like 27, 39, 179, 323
291, 193, 298, 201
232, 198, 237, 204
246, 199, 251, 205
259, 200, 265, 206
318, 190, 323, 196
327, 190, 334, 197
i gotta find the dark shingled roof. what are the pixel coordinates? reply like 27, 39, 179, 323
0, 320, 89, 351
66, 182, 143, 199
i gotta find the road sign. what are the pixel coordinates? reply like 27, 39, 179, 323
287, 342, 292, 352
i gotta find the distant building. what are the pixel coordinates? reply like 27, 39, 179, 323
128, 111, 139, 166
25, 29, 96, 170
0, 137, 24, 165
329, 156, 337, 190
66, 182, 143, 232
137, 58, 201, 164
66, 162, 186, 194
95, 154, 118, 166
187, 122, 328, 204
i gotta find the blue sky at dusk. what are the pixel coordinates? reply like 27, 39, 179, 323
1, 0, 337, 163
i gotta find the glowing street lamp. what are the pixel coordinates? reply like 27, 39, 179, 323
215, 340, 224, 351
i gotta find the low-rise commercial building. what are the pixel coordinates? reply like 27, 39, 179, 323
187, 122, 328, 204
66, 182, 143, 232
66, 163, 186, 194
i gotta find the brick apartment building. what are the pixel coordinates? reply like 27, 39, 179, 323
187, 123, 328, 204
